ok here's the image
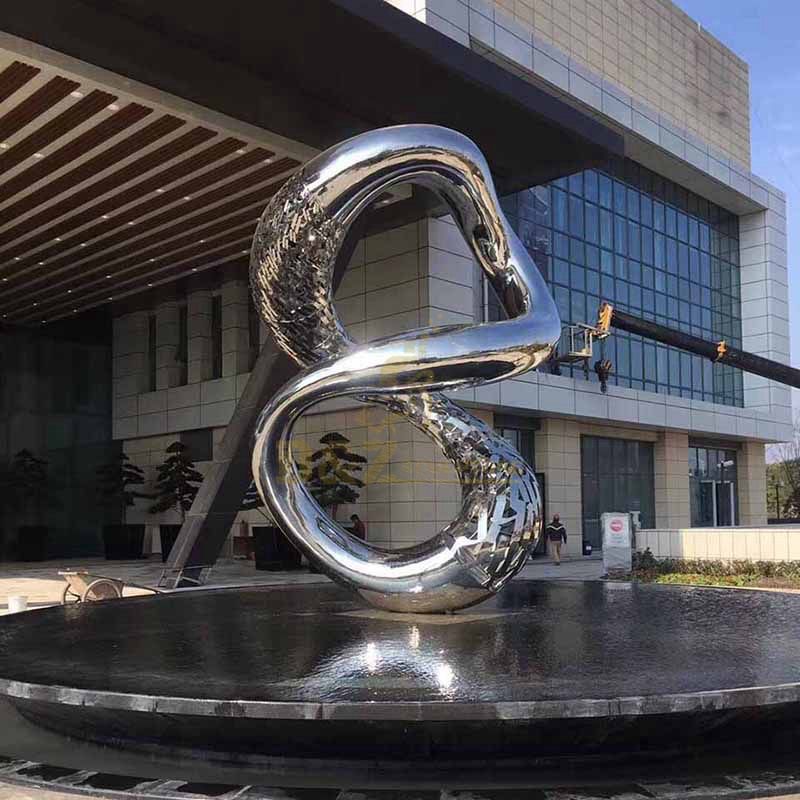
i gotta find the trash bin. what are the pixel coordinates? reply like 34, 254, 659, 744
159, 525, 182, 564
252, 526, 302, 571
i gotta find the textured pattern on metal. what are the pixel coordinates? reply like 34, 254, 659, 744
250, 125, 561, 612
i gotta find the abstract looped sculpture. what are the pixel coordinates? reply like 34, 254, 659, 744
251, 125, 561, 612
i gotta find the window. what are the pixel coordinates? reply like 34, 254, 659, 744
181, 428, 213, 462
581, 436, 654, 550
496, 416, 546, 555
502, 158, 743, 406
479, 273, 505, 323
498, 427, 535, 468
495, 414, 538, 468
211, 295, 223, 379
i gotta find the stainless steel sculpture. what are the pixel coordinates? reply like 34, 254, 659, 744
251, 125, 560, 613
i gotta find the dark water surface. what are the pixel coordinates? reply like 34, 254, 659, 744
1, 580, 799, 704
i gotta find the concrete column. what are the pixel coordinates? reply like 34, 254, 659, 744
187, 289, 213, 384
155, 301, 182, 390
737, 440, 767, 526
407, 0, 470, 46
112, 311, 149, 399
654, 430, 690, 528
362, 221, 422, 341
420, 215, 476, 328
740, 204, 791, 429
112, 310, 148, 439
534, 418, 581, 557
334, 237, 366, 343
221, 279, 250, 377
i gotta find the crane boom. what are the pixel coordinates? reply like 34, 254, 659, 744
593, 302, 800, 390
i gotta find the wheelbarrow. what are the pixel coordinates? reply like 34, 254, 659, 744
59, 570, 165, 604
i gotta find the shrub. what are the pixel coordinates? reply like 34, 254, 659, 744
631, 548, 800, 584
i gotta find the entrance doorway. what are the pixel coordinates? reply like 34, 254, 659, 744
580, 436, 655, 551
496, 417, 546, 556
696, 480, 735, 527
690, 446, 738, 527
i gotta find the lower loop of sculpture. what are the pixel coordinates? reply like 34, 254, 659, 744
250, 124, 561, 612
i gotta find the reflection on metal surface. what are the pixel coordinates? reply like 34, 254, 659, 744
250, 125, 561, 612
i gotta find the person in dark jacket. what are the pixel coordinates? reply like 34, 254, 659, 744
349, 514, 367, 540
545, 514, 567, 565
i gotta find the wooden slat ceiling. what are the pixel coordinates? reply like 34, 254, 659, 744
0, 53, 303, 325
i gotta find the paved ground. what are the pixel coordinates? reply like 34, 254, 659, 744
0, 557, 326, 612
0, 555, 604, 613
0, 788, 73, 800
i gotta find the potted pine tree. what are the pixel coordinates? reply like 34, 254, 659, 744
96, 453, 149, 560
149, 442, 203, 562
300, 432, 367, 572
9, 449, 51, 562
302, 432, 367, 520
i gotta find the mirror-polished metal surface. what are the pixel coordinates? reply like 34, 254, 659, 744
250, 125, 561, 612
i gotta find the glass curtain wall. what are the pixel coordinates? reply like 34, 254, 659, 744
501, 158, 743, 406
0, 313, 115, 559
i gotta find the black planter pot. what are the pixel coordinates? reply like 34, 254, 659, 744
17, 526, 48, 562
252, 526, 302, 572
159, 525, 181, 563
102, 524, 145, 560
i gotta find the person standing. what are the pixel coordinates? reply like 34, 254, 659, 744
545, 514, 567, 565
349, 513, 367, 540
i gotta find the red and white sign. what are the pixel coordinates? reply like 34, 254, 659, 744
601, 513, 631, 549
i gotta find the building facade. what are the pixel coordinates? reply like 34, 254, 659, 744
0, 0, 790, 559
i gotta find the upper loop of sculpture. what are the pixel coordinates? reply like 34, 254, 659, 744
250, 124, 561, 613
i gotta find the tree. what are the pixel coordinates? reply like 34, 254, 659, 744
9, 449, 50, 521
768, 413, 800, 519
149, 442, 204, 522
96, 453, 149, 513
300, 432, 367, 517
767, 462, 791, 519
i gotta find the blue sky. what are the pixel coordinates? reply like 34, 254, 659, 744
676, 1, 799, 372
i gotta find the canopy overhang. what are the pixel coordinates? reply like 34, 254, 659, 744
0, 0, 623, 324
